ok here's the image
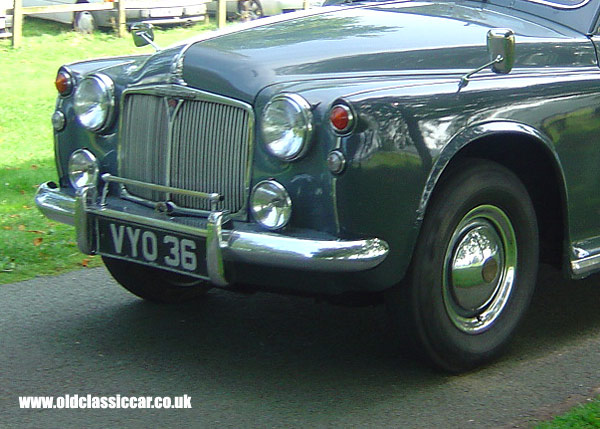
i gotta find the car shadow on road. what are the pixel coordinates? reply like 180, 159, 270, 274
509, 263, 600, 360
44, 263, 600, 395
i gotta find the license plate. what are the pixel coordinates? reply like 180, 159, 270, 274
97, 218, 207, 277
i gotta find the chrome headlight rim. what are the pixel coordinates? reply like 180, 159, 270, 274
73, 73, 115, 133
250, 180, 292, 231
68, 149, 99, 191
261, 93, 313, 162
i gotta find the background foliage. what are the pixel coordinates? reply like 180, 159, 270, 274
0, 17, 215, 283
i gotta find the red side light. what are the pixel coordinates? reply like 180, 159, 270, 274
329, 104, 354, 134
55, 70, 73, 96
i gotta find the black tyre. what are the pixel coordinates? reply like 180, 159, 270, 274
386, 159, 539, 372
102, 256, 212, 304
237, 0, 263, 21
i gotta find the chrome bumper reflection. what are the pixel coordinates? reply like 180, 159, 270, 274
35, 182, 389, 286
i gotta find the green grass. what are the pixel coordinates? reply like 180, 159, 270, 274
0, 17, 217, 283
537, 399, 600, 428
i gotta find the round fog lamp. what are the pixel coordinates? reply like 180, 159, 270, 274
68, 149, 99, 191
250, 180, 292, 230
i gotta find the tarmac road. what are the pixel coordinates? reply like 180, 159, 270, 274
1, 264, 600, 428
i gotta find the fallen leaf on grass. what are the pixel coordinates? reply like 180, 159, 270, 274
18, 224, 26, 231
31, 165, 39, 170
22, 205, 32, 210
9, 214, 20, 218
33, 237, 43, 246
82, 258, 90, 267
26, 230, 45, 234
2, 226, 12, 230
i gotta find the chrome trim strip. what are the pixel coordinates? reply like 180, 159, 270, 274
571, 254, 600, 277
102, 173, 222, 206
524, 0, 591, 9
122, 84, 253, 110
35, 183, 390, 283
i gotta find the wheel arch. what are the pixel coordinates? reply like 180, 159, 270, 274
417, 121, 569, 270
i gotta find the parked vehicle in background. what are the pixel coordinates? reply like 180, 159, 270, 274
0, 0, 13, 38
23, 0, 209, 33
207, 0, 322, 21
35, 0, 600, 372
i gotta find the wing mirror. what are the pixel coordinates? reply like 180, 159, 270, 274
487, 28, 515, 75
459, 28, 515, 89
131, 23, 159, 51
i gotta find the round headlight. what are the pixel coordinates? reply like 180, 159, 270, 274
250, 180, 292, 230
73, 74, 114, 132
68, 149, 99, 191
261, 93, 313, 161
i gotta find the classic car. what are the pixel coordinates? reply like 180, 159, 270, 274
23, 0, 208, 33
207, 0, 322, 21
0, 0, 13, 38
35, 0, 600, 371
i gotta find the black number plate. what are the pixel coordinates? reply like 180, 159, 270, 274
96, 217, 208, 277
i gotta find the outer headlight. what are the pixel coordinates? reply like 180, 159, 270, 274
68, 149, 99, 191
261, 93, 313, 161
250, 180, 292, 230
73, 74, 115, 132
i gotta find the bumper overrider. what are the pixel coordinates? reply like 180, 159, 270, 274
35, 180, 389, 287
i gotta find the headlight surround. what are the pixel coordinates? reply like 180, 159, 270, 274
73, 74, 115, 132
250, 180, 292, 230
261, 93, 313, 161
68, 149, 99, 191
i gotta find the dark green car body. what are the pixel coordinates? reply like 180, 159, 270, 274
35, 0, 600, 369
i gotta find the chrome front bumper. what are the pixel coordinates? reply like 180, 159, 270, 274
35, 182, 389, 287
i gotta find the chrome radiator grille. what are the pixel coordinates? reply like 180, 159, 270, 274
119, 89, 252, 215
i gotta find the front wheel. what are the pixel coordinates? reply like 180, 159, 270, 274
102, 256, 212, 303
237, 0, 263, 21
386, 159, 539, 372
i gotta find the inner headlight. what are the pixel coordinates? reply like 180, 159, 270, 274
261, 93, 313, 161
250, 180, 292, 230
68, 149, 99, 191
73, 74, 114, 132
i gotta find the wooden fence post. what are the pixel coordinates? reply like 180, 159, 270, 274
117, 0, 126, 37
12, 0, 22, 48
217, 0, 226, 29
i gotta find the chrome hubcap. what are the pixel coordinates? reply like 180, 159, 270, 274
443, 205, 517, 334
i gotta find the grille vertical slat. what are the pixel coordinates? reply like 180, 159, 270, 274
119, 91, 251, 214
121, 95, 169, 202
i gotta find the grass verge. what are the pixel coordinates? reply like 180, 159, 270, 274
0, 17, 216, 283
537, 398, 600, 428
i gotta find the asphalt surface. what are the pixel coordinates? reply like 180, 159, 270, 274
2, 264, 600, 428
